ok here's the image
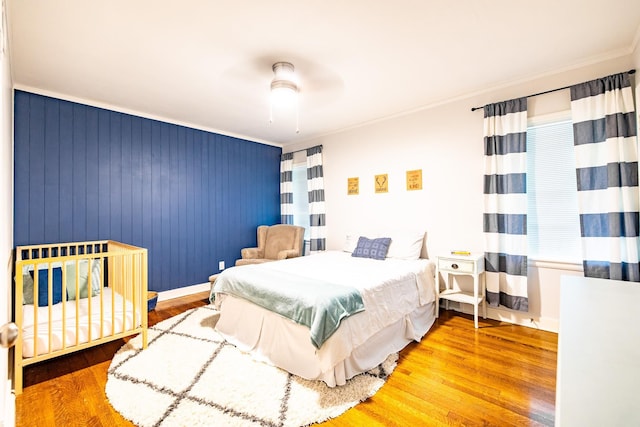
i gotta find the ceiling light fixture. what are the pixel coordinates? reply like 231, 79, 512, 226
270, 61, 300, 133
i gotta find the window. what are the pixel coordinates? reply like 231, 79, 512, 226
526, 113, 582, 263
292, 161, 310, 240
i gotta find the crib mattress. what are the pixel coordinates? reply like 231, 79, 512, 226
21, 288, 141, 358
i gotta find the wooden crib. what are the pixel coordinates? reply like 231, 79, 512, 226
13, 240, 148, 394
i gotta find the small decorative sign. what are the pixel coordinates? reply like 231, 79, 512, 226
347, 177, 359, 195
375, 174, 388, 193
406, 169, 422, 191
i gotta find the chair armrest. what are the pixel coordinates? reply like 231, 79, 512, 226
277, 249, 301, 260
241, 247, 263, 259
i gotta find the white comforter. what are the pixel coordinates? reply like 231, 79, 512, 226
212, 251, 436, 385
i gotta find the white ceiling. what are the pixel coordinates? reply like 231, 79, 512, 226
7, 1, 640, 146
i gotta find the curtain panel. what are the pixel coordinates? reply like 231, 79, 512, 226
306, 146, 326, 252
570, 72, 640, 281
280, 152, 294, 224
483, 98, 529, 311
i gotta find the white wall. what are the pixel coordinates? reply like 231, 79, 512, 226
634, 32, 640, 136
0, 0, 13, 423
287, 54, 635, 332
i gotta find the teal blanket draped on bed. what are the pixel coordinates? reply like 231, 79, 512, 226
211, 265, 365, 348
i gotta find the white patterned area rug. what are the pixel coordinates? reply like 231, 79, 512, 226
106, 306, 397, 427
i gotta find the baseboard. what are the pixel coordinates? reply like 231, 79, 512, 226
441, 301, 558, 333
157, 283, 210, 302
486, 307, 558, 333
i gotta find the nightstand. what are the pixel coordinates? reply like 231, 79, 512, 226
435, 253, 486, 328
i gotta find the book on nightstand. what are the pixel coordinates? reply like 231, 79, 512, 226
450, 250, 471, 256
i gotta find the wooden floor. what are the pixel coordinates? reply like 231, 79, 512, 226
15, 293, 557, 426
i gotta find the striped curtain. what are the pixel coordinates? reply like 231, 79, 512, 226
483, 98, 529, 311
280, 152, 294, 224
570, 72, 639, 281
306, 145, 326, 252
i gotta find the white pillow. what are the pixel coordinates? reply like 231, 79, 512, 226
386, 231, 425, 260
343, 234, 360, 253
65, 259, 102, 300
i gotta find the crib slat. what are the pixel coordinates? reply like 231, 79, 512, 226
32, 263, 39, 358
48, 263, 53, 354
74, 260, 80, 347
87, 257, 92, 343
131, 253, 136, 333
61, 257, 67, 352
99, 256, 104, 339
119, 254, 125, 333
111, 256, 116, 337
121, 254, 126, 331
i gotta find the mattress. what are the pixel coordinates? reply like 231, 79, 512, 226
21, 288, 140, 358
212, 251, 436, 386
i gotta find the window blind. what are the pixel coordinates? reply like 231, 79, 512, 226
526, 117, 582, 263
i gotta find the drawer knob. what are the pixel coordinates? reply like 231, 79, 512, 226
451, 263, 459, 269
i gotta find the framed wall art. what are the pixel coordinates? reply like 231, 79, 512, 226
375, 174, 388, 193
347, 177, 359, 195
406, 169, 422, 191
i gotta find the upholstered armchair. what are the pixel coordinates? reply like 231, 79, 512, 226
235, 224, 305, 266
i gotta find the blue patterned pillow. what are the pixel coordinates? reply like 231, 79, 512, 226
351, 236, 391, 260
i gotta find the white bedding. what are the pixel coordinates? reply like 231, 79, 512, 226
22, 288, 141, 358
212, 251, 436, 386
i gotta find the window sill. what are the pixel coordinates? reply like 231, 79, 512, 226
528, 258, 583, 272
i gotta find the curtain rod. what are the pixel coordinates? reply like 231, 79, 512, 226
470, 69, 636, 112
285, 144, 323, 155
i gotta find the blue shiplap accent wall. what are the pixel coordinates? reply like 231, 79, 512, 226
14, 90, 281, 292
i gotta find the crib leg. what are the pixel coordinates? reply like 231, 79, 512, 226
14, 355, 23, 395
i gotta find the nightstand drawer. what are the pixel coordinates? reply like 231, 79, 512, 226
438, 258, 475, 273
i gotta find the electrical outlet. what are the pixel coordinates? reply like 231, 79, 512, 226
218, 261, 225, 270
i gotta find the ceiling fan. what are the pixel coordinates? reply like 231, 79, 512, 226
222, 56, 344, 107
269, 61, 300, 132
218, 56, 344, 136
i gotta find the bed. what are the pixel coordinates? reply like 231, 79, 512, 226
13, 240, 148, 394
210, 232, 436, 387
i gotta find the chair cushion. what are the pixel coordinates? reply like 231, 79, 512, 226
235, 258, 275, 266
264, 226, 299, 260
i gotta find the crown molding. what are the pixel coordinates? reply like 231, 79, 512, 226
11, 84, 283, 149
